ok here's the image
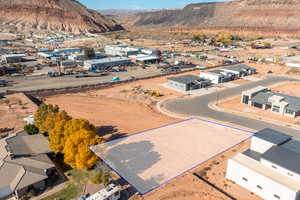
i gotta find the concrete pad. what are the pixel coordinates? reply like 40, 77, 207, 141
91, 118, 253, 194
221, 82, 240, 88
242, 76, 263, 81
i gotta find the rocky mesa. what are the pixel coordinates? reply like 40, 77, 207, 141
0, 0, 124, 33
134, 0, 300, 32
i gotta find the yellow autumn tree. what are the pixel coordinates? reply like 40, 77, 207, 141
62, 119, 103, 169
34, 104, 59, 132
49, 121, 66, 153
40, 110, 72, 134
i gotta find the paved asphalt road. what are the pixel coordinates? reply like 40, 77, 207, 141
165, 76, 300, 140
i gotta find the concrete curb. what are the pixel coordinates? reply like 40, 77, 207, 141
209, 101, 300, 131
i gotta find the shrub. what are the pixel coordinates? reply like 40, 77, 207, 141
90, 173, 102, 184
24, 124, 39, 135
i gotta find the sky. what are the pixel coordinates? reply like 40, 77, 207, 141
78, 0, 229, 10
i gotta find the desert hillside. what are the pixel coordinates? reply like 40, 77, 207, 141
134, 0, 300, 32
0, 0, 124, 33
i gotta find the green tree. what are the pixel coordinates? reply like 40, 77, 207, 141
24, 124, 39, 135
84, 48, 96, 59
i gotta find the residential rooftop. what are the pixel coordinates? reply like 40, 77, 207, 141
168, 75, 209, 84
254, 128, 292, 145
252, 91, 300, 112
0, 131, 54, 195
262, 146, 300, 175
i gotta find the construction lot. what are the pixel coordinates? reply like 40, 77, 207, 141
91, 118, 253, 195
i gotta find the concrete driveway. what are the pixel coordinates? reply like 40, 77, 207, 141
164, 76, 300, 140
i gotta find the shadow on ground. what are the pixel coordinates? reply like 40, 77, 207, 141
101, 139, 163, 194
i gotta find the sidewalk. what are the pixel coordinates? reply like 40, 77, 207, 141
210, 102, 300, 131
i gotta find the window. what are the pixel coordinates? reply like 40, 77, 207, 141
285, 109, 294, 115
242, 177, 248, 182
257, 185, 262, 190
272, 105, 280, 113
274, 194, 280, 199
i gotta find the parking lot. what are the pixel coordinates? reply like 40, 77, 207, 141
91, 118, 252, 194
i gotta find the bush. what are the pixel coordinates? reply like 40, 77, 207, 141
90, 173, 102, 184
24, 124, 39, 135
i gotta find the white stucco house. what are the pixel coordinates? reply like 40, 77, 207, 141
226, 128, 300, 200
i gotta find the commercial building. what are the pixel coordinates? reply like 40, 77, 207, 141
226, 128, 300, 200
129, 54, 160, 64
1, 54, 26, 64
0, 132, 56, 199
222, 64, 256, 77
241, 86, 300, 118
68, 53, 106, 61
53, 48, 82, 56
200, 70, 236, 84
84, 57, 132, 71
104, 45, 140, 57
167, 75, 211, 91
60, 60, 77, 69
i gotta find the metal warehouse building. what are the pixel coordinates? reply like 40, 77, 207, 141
83, 57, 132, 71
167, 75, 211, 91
104, 45, 140, 56
226, 128, 300, 200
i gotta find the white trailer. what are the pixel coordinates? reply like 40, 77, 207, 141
86, 184, 121, 200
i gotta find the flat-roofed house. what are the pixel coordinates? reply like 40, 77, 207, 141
0, 132, 56, 199
200, 70, 236, 84
241, 86, 300, 118
226, 128, 300, 200
167, 75, 211, 91
222, 64, 256, 77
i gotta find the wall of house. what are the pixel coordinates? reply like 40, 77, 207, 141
200, 72, 220, 84
260, 159, 300, 182
250, 137, 275, 154
226, 158, 298, 200
167, 80, 187, 91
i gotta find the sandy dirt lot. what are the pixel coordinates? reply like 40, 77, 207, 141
0, 93, 37, 130
218, 81, 300, 124
143, 139, 261, 200
91, 118, 252, 194
45, 70, 262, 200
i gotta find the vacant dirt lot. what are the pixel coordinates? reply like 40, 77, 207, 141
143, 139, 261, 200
45, 71, 262, 200
91, 118, 252, 194
0, 93, 37, 130
218, 81, 300, 125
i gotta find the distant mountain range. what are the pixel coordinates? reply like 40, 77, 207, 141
133, 0, 300, 33
0, 0, 124, 34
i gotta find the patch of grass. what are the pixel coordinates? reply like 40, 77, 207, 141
42, 169, 95, 200
41, 183, 83, 200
